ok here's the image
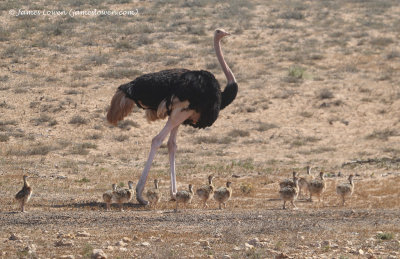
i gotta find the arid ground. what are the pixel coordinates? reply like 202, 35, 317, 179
0, 0, 399, 258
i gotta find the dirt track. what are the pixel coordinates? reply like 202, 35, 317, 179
1, 207, 400, 258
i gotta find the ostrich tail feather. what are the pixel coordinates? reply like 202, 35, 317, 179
107, 90, 135, 126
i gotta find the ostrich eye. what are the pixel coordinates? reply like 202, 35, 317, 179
216, 30, 221, 33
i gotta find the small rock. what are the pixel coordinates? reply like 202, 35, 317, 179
275, 252, 289, 259
244, 243, 254, 250
141, 242, 150, 247
331, 243, 339, 249
76, 231, 90, 237
91, 249, 107, 259
58, 233, 75, 239
265, 249, 281, 257
204, 246, 212, 250
300, 236, 305, 240
59, 256, 75, 259
119, 247, 128, 252
23, 244, 37, 255
321, 240, 331, 247
55, 239, 74, 247
115, 241, 127, 247
193, 242, 200, 246
222, 255, 231, 259
122, 237, 131, 243
343, 246, 351, 253
106, 246, 114, 251
214, 233, 223, 238
199, 240, 210, 247
233, 246, 241, 251
248, 238, 260, 246
358, 249, 364, 255
9, 233, 20, 241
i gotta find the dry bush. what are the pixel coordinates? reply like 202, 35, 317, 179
100, 68, 141, 79
114, 134, 129, 142
69, 115, 88, 125
318, 89, 334, 99
366, 129, 399, 141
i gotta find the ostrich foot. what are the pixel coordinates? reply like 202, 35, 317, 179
136, 185, 149, 205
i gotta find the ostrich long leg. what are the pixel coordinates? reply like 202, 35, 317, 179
167, 125, 179, 199
136, 109, 193, 205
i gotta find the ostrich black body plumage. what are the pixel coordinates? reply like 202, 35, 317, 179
119, 68, 236, 129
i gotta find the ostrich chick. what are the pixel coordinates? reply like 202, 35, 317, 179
336, 174, 354, 206
175, 184, 194, 212
213, 181, 232, 210
103, 183, 117, 211
279, 177, 299, 210
196, 175, 214, 208
146, 179, 162, 209
15, 175, 32, 213
113, 181, 134, 211
298, 166, 313, 198
308, 172, 326, 202
279, 171, 297, 188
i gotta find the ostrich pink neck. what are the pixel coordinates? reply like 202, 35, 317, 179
214, 36, 236, 84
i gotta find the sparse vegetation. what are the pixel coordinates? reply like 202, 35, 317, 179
376, 232, 394, 241
69, 115, 88, 125
228, 129, 250, 138
318, 89, 334, 99
0, 134, 9, 142
114, 134, 129, 142
1, 0, 400, 258
366, 128, 399, 141
240, 183, 253, 194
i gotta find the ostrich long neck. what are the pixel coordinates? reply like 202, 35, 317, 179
214, 37, 236, 84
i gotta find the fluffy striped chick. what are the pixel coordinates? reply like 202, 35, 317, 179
196, 175, 214, 208
113, 181, 134, 211
213, 181, 232, 210
103, 183, 117, 211
298, 166, 313, 198
336, 174, 354, 206
279, 171, 297, 188
15, 175, 32, 213
175, 184, 194, 212
279, 176, 299, 210
308, 171, 325, 202
146, 179, 162, 209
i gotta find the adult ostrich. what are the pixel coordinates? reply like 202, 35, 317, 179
107, 29, 238, 205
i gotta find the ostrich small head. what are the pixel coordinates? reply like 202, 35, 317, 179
226, 181, 232, 188
292, 171, 297, 177
128, 181, 134, 189
112, 183, 117, 191
306, 165, 311, 174
214, 28, 230, 40
23, 175, 29, 180
188, 184, 193, 192
319, 171, 324, 179
348, 174, 354, 182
